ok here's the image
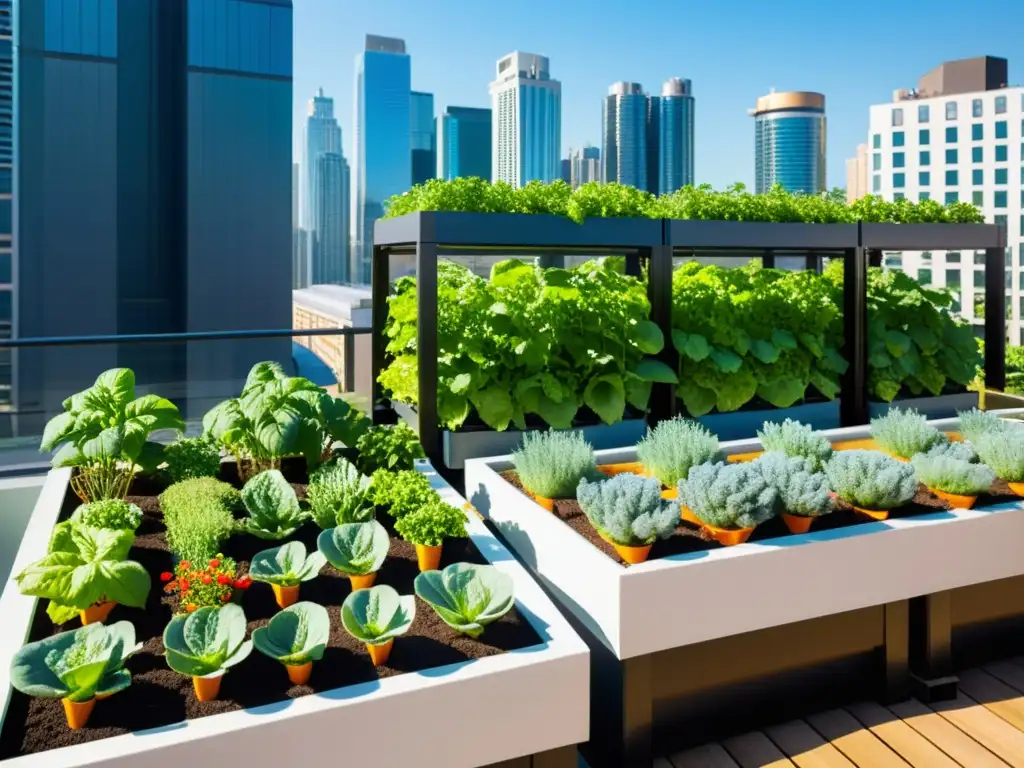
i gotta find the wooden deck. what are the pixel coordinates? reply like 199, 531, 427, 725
658, 659, 1024, 768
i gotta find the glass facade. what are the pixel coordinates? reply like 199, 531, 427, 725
410, 90, 435, 186
186, 0, 291, 77
303, 89, 342, 233
43, 0, 117, 57
659, 83, 695, 194
753, 107, 826, 195
312, 152, 350, 285
438, 106, 491, 181
518, 83, 560, 184
602, 84, 647, 189
490, 53, 561, 187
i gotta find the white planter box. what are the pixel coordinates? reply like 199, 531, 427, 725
0, 463, 589, 768
464, 410, 1024, 661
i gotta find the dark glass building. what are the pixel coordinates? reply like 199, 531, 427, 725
410, 90, 435, 186
437, 106, 491, 181
658, 78, 695, 194
751, 91, 826, 195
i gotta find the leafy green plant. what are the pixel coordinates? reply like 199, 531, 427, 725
911, 454, 995, 495
918, 440, 977, 463
40, 368, 185, 501
163, 437, 221, 483
163, 604, 252, 678
9, 621, 142, 703
870, 408, 946, 459
394, 497, 469, 547
824, 450, 918, 510
252, 602, 330, 666
958, 408, 1017, 445
306, 459, 374, 529
757, 419, 833, 472
576, 474, 679, 545
756, 452, 833, 518
414, 563, 514, 639
511, 430, 596, 499
240, 469, 307, 540
159, 478, 238, 563
370, 468, 439, 518
248, 541, 326, 588
69, 499, 143, 531
355, 422, 425, 473
317, 520, 390, 576
677, 462, 778, 529
635, 417, 721, 487
341, 585, 416, 645
974, 431, 1024, 482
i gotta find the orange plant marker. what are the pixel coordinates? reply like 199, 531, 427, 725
271, 584, 299, 609
852, 506, 890, 521
367, 639, 394, 666
349, 572, 376, 590
1009, 481, 1024, 497
930, 488, 977, 509
415, 543, 442, 572
727, 451, 764, 464
286, 661, 313, 685
62, 698, 95, 729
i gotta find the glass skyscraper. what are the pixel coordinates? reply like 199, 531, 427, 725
304, 89, 342, 232
313, 152, 350, 285
602, 82, 648, 189
751, 91, 826, 195
437, 106, 491, 180
659, 78, 695, 194
410, 90, 436, 186
354, 34, 411, 285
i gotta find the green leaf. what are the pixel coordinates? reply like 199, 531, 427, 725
341, 584, 416, 645
885, 330, 912, 357
253, 602, 330, 665
450, 373, 472, 395
41, 412, 76, 452
823, 345, 849, 374
470, 386, 514, 431
583, 374, 626, 425
125, 395, 185, 434
715, 368, 758, 412
46, 601, 80, 624
316, 521, 389, 577
869, 351, 893, 368
624, 377, 653, 410
809, 370, 841, 399
633, 358, 678, 383
771, 329, 798, 350
709, 348, 743, 373
241, 470, 305, 540
535, 394, 578, 428
873, 378, 902, 402
908, 326, 940, 353
757, 377, 807, 408
413, 563, 514, 639
438, 392, 471, 430
95, 369, 136, 409
799, 332, 823, 358
733, 330, 751, 356
631, 320, 664, 354
80, 427, 124, 462
673, 331, 711, 362
677, 381, 717, 417
750, 339, 780, 364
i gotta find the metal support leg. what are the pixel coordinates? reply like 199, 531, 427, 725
883, 600, 911, 703
370, 244, 391, 424
648, 245, 675, 425
840, 242, 869, 427
909, 592, 958, 702
985, 245, 1007, 392
416, 242, 441, 469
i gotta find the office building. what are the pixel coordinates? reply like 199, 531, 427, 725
867, 56, 1024, 342
292, 162, 309, 288
645, 94, 660, 195
569, 146, 600, 189
303, 88, 342, 232
750, 90, 827, 194
411, 91, 436, 186
0, 0, 11, 419
312, 152, 350, 285
560, 158, 571, 183
659, 77, 696, 194
14, 0, 293, 431
602, 82, 648, 189
490, 52, 561, 187
354, 35, 411, 284
845, 143, 869, 203
437, 106, 491, 180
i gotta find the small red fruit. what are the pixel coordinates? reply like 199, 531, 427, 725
180, 579, 190, 591
179, 561, 191, 570
160, 572, 173, 582
201, 574, 212, 585
235, 577, 252, 589
217, 574, 231, 585
209, 558, 220, 568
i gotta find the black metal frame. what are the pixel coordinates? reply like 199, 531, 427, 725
0, 326, 370, 349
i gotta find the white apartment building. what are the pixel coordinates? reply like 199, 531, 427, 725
867, 56, 1022, 343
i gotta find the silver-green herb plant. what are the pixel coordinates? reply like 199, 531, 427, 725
163, 437, 221, 483
306, 459, 374, 529
576, 473, 679, 546
757, 419, 833, 472
870, 407, 945, 459
824, 450, 917, 510
248, 541, 326, 588
163, 604, 252, 678
414, 563, 514, 639
635, 417, 721, 488
756, 452, 833, 518
341, 585, 415, 645
9, 621, 142, 703
69, 498, 143, 531
677, 462, 778, 529
240, 469, 307, 540
911, 453, 995, 495
957, 408, 1017, 445
252, 602, 329, 666
317, 520, 390, 576
974, 431, 1024, 482
511, 430, 596, 499
916, 440, 977, 463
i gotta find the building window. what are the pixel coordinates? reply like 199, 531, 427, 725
946, 269, 961, 287
971, 123, 984, 141
996, 145, 1008, 162
893, 152, 905, 168
893, 172, 906, 188
996, 95, 1007, 114
892, 108, 904, 127
996, 167, 1008, 184
972, 146, 983, 163
946, 102, 958, 120
894, 192, 905, 201
972, 99, 983, 117
948, 252, 962, 264
872, 153, 882, 171
919, 171, 930, 186
946, 148, 958, 164
919, 128, 930, 145
885, 254, 903, 269
872, 133, 881, 149
975, 252, 988, 265
996, 120, 1009, 139
918, 105, 930, 123
872, 174, 881, 192
920, 150, 931, 166
919, 191, 931, 201
921, 251, 932, 263
919, 268, 933, 286
972, 168, 984, 185
945, 191, 959, 204
995, 214, 1008, 228
892, 131, 905, 147
973, 190, 984, 207
974, 271, 985, 288
995, 190, 1008, 208
945, 170, 958, 185
945, 126, 958, 142
1020, 243, 1024, 266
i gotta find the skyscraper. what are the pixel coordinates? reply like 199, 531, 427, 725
569, 146, 601, 189
312, 152, 350, 285
293, 162, 309, 288
750, 91, 827, 194
437, 106, 491, 180
845, 143, 868, 203
411, 91, 436, 186
304, 88, 342, 233
602, 82, 648, 189
0, 0, 12, 418
645, 94, 660, 195
355, 35, 411, 284
489, 52, 561, 187
659, 78, 696, 194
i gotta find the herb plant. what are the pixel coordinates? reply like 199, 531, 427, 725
163, 437, 221, 483
958, 408, 1016, 445
317, 520, 390, 576
393, 497, 469, 547
240, 469, 307, 540
414, 563, 514, 638
163, 604, 252, 678
249, 541, 326, 588
370, 468, 439, 518
306, 459, 374, 529
974, 431, 1024, 482
677, 462, 778, 529
252, 602, 330, 667
756, 452, 833, 518
159, 478, 238, 563
511, 430, 596, 499
160, 555, 249, 613
355, 422, 425, 473
824, 451, 918, 510
635, 417, 721, 487
911, 454, 995, 495
917, 440, 977, 463
757, 419, 833, 472
870, 408, 946, 459
576, 474, 679, 546
69, 499, 143, 531
341, 585, 416, 646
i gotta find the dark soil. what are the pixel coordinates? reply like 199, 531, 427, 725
500, 471, 1021, 566
0, 460, 540, 758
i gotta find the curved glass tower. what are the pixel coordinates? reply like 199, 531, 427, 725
658, 78, 695, 194
751, 91, 826, 195
602, 82, 648, 189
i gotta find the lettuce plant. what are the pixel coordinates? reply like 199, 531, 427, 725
163, 437, 221, 483
974, 431, 1024, 482
163, 604, 252, 678
414, 563, 514, 639
870, 408, 945, 459
240, 469, 307, 540
355, 422, 424, 474
160, 478, 238, 563
824, 451, 918, 510
757, 419, 833, 472
756, 452, 833, 518
317, 520, 390, 576
958, 408, 1017, 445
576, 474, 679, 546
69, 499, 143, 531
370, 468, 439, 518
306, 459, 374, 529
394, 497, 468, 547
677, 462, 778, 529
248, 541, 326, 588
911, 454, 995, 495
9, 621, 142, 703
635, 417, 721, 488
341, 585, 415, 645
511, 430, 596, 499
252, 602, 330, 666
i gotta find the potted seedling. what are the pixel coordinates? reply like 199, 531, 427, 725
677, 462, 778, 545
248, 541, 327, 609
824, 450, 918, 520
240, 469, 308, 539
340, 584, 415, 666
68, 498, 144, 531
634, 417, 721, 499
394, 497, 469, 571
317, 520, 389, 589
414, 562, 515, 639
974, 431, 1024, 496
8, 621, 141, 729
870, 408, 946, 462
511, 430, 597, 511
163, 603, 253, 701
307, 459, 375, 529
576, 473, 679, 563
757, 419, 833, 472
370, 468, 439, 519
756, 452, 834, 533
958, 408, 1019, 445
252, 601, 329, 685
911, 450, 995, 508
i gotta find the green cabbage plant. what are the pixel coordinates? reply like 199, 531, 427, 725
911, 454, 995, 495
757, 419, 833, 472
958, 408, 1018, 445
370, 468, 439, 518
824, 450, 917, 510
870, 408, 945, 459
248, 541, 326, 588
341, 585, 416, 645
635, 417, 721, 488
576, 474, 679, 546
677, 462, 778, 529
317, 520, 390, 576
306, 459, 374, 529
163, 604, 252, 678
69, 499, 143, 531
252, 602, 330, 666
414, 563, 514, 639
240, 469, 307, 540
512, 430, 596, 499
756, 452, 833, 518
974, 431, 1024, 482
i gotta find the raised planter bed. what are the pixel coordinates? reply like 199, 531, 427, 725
0, 462, 589, 768
464, 411, 1024, 767
868, 391, 979, 420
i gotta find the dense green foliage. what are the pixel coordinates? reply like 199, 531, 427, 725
393, 497, 469, 547
757, 420, 833, 472
635, 417, 721, 487
306, 459, 374, 529
576, 473, 679, 546
756, 452, 833, 518
677, 462, 778, 529
354, 422, 424, 474
911, 454, 995, 495
824, 451, 918, 510
370, 468, 438, 518
163, 437, 222, 483
69, 498, 143, 531
512, 430, 597, 499
248, 541, 326, 588
870, 408, 946, 459
159, 477, 238, 563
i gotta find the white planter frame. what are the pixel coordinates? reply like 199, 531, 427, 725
0, 463, 589, 768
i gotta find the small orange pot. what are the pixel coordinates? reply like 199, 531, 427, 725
852, 506, 890, 521
660, 487, 678, 501
930, 488, 977, 509
611, 542, 652, 565
285, 661, 313, 685
415, 543, 442, 572
349, 572, 377, 590
596, 462, 645, 478
781, 513, 814, 534
1008, 481, 1024, 497
884, 451, 910, 463
531, 493, 555, 512
271, 583, 299, 609
80, 601, 116, 626
62, 697, 95, 730
727, 450, 764, 464
680, 506, 701, 526
367, 638, 394, 666
703, 523, 755, 546
192, 672, 223, 701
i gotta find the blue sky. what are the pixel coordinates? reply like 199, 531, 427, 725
293, 0, 1024, 190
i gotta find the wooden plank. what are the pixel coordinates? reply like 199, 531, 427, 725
985, 660, 1024, 697
805, 708, 910, 767
845, 701, 960, 768
763, 720, 856, 768
959, 668, 1024, 733
889, 697, 1008, 768
722, 730, 795, 767
929, 693, 1024, 767
669, 742, 740, 767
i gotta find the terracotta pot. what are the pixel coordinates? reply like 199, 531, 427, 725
62, 697, 95, 729
349, 572, 377, 590
415, 543, 442, 572
727, 450, 764, 464
271, 583, 299, 609
531, 493, 555, 512
660, 487, 678, 501
367, 638, 394, 666
781, 513, 814, 534
852, 506, 890, 521
703, 523, 755, 546
192, 671, 224, 701
596, 462, 645, 478
611, 542, 653, 565
930, 488, 977, 509
286, 661, 313, 685
80, 601, 116, 626
680, 506, 701, 526
1009, 481, 1024, 497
